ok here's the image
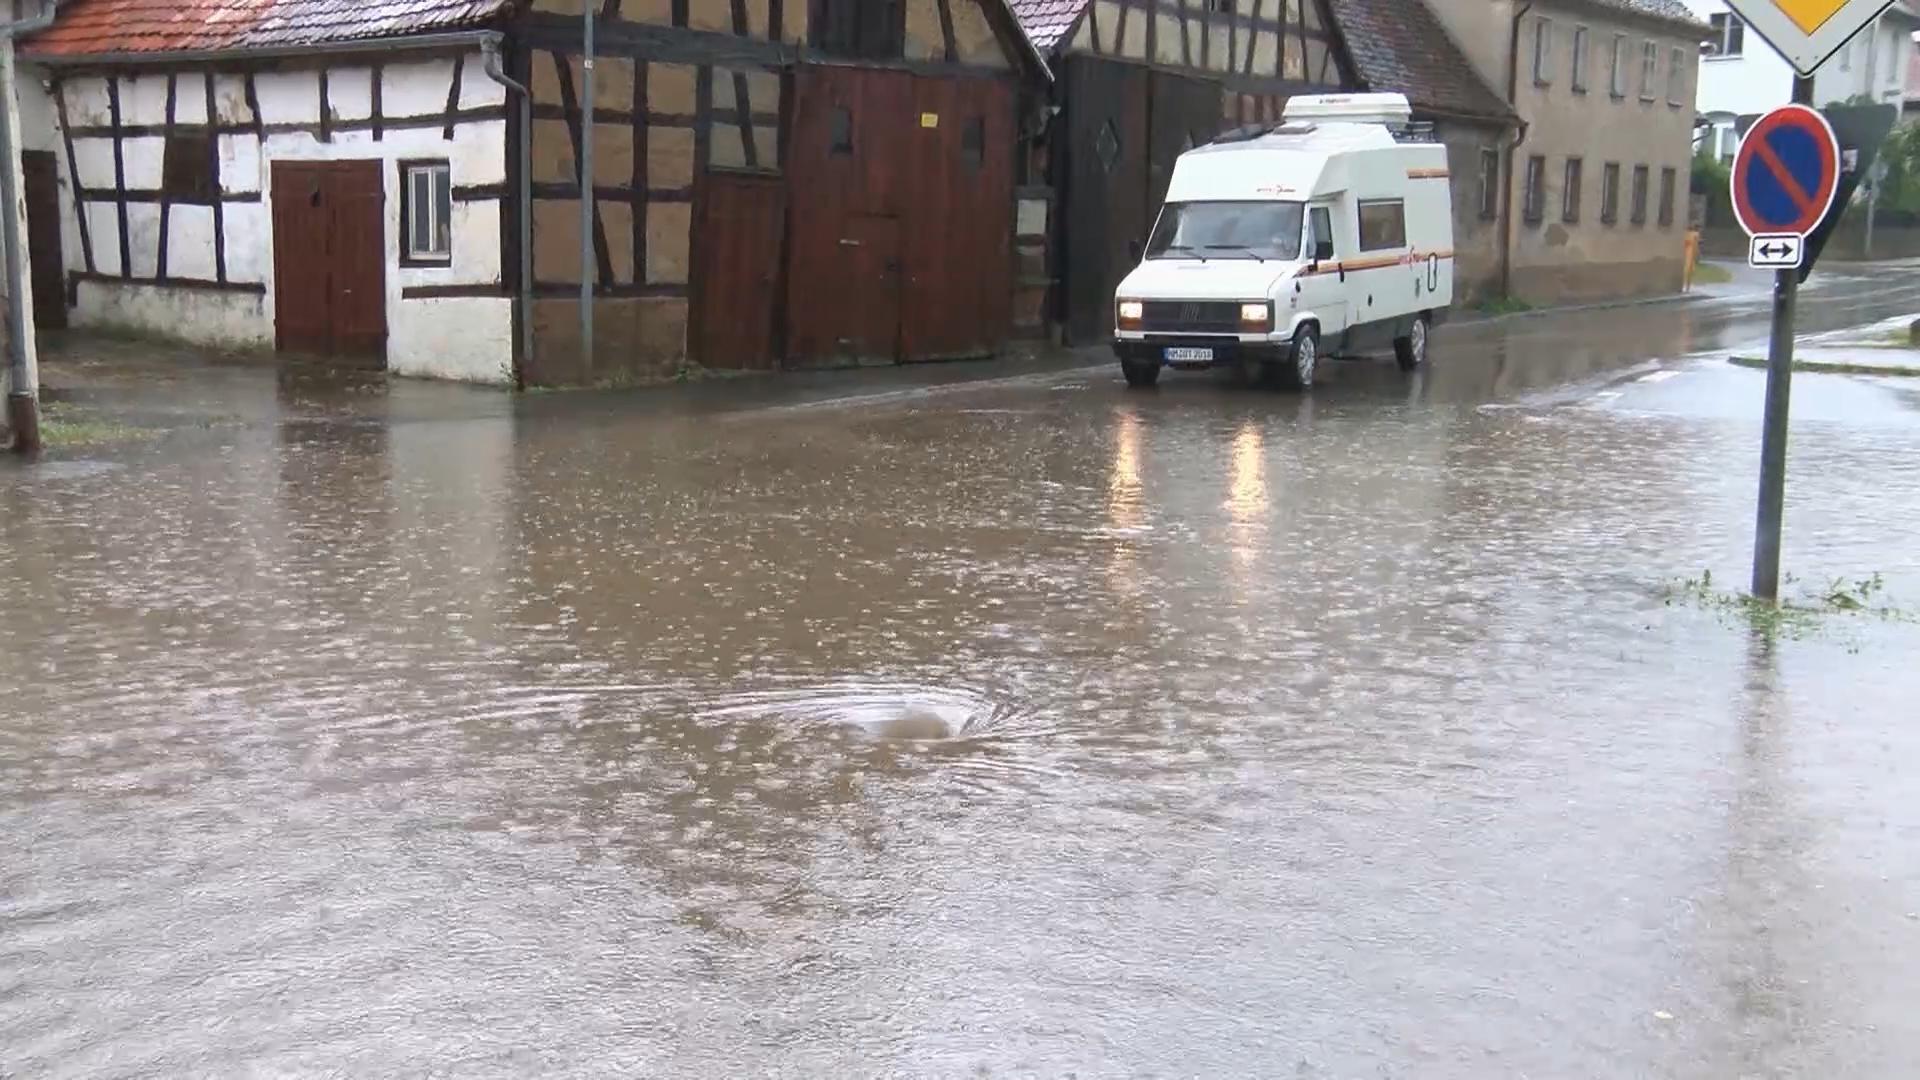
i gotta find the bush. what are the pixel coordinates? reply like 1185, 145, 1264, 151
1691, 150, 1732, 226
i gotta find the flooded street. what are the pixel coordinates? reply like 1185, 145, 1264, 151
7, 270, 1920, 1077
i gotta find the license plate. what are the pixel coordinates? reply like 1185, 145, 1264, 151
1164, 347, 1214, 363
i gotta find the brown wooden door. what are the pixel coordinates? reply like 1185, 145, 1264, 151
1147, 71, 1223, 215
21, 150, 67, 330
840, 214, 901, 361
693, 171, 786, 370
902, 76, 1014, 361
1062, 55, 1150, 345
271, 160, 386, 367
786, 65, 912, 365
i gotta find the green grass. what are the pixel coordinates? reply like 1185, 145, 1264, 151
36, 404, 152, 448
1662, 569, 1911, 645
1474, 296, 1534, 317
1691, 262, 1734, 286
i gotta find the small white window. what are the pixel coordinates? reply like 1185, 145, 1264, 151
1533, 16, 1554, 85
404, 161, 452, 263
1571, 26, 1590, 92
1668, 46, 1686, 105
1610, 33, 1628, 98
1640, 40, 1658, 100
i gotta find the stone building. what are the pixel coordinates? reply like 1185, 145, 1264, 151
1425, 0, 1707, 302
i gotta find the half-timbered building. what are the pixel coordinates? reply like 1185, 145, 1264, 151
15, 0, 1048, 386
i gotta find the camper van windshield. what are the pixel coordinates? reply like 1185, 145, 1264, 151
1146, 201, 1305, 261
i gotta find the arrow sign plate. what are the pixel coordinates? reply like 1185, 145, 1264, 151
1749, 232, 1805, 269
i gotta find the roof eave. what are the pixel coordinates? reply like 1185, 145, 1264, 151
20, 28, 505, 68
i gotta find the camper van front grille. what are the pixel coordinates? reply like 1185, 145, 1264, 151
1139, 301, 1243, 333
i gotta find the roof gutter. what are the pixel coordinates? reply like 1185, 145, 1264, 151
1500, 0, 1534, 302
21, 29, 502, 68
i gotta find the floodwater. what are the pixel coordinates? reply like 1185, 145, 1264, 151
7, 268, 1920, 1077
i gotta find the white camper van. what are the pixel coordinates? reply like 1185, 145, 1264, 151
1112, 93, 1454, 389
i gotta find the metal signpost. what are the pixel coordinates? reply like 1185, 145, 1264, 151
1724, 0, 1896, 600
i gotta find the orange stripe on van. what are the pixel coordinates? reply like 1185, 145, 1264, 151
1407, 168, 1451, 179
1297, 250, 1454, 277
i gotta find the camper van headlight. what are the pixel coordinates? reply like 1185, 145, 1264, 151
1239, 302, 1273, 329
1117, 300, 1145, 328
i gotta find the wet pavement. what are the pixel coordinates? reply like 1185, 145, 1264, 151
6, 266, 1920, 1078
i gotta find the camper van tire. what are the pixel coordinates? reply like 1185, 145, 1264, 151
1394, 314, 1431, 372
1279, 326, 1319, 390
1121, 359, 1161, 388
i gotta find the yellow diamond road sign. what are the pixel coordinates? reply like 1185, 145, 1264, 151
1727, 0, 1898, 75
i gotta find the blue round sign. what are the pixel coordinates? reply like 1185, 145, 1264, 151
1731, 105, 1841, 237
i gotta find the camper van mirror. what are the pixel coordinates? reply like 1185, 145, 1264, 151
1128, 238, 1143, 263
1313, 238, 1334, 263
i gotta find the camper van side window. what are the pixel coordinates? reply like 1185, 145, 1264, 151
1356, 199, 1406, 252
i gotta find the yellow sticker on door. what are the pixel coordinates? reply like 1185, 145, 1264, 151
1774, 0, 1849, 33
920, 113, 939, 128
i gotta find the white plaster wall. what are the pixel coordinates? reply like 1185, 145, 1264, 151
25, 51, 514, 385
72, 280, 268, 349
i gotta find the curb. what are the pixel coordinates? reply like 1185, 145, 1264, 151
1453, 290, 1704, 328
1728, 355, 1920, 377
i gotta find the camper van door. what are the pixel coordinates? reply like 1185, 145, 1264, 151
1301, 204, 1349, 339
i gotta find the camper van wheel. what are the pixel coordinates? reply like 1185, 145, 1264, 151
1394, 314, 1430, 372
1279, 326, 1318, 390
1122, 359, 1161, 388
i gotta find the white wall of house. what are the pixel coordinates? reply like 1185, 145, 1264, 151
1689, 0, 1918, 160
17, 51, 514, 385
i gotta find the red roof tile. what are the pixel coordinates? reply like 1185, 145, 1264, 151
22, 0, 513, 58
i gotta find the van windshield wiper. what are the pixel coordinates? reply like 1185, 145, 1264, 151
1159, 244, 1207, 262
1204, 244, 1266, 262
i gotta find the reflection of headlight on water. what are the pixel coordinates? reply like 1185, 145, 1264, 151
1109, 411, 1144, 529
1226, 423, 1269, 522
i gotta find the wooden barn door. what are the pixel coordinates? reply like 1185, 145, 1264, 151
1061, 58, 1224, 344
692, 170, 786, 370
786, 65, 1015, 365
1062, 55, 1149, 345
21, 151, 67, 330
902, 75, 1014, 361
271, 160, 387, 368
787, 65, 912, 365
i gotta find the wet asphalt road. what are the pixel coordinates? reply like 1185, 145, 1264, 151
6, 267, 1920, 1078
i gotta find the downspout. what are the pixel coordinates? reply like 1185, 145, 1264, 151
2, 3, 59, 453
481, 34, 533, 390
1500, 1, 1534, 301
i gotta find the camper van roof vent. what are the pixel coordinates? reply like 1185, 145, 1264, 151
1282, 92, 1413, 127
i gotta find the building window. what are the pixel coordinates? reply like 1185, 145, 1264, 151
1479, 148, 1500, 220
1357, 199, 1407, 250
1669, 47, 1688, 105
1523, 155, 1546, 224
401, 161, 451, 264
1208, 0, 1233, 11
830, 106, 854, 156
1718, 126, 1739, 162
813, 0, 905, 60
162, 133, 217, 201
961, 116, 985, 172
1707, 12, 1744, 56
1563, 157, 1583, 223
1658, 166, 1677, 227
1630, 164, 1650, 225
1601, 162, 1621, 224
1640, 41, 1658, 101
1571, 26, 1590, 92
1840, 35, 1853, 70
1610, 34, 1628, 98
1533, 16, 1554, 85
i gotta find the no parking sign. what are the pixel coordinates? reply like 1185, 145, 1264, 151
1731, 105, 1840, 270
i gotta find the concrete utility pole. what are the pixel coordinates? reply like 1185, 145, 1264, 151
1750, 73, 1817, 602
0, 29, 44, 453
580, 2, 595, 374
